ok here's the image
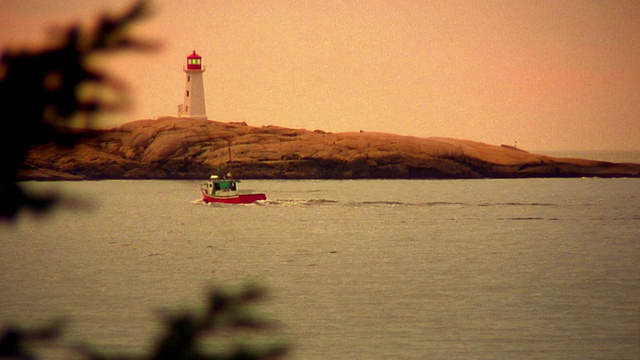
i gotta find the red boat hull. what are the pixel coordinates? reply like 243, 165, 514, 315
201, 190, 266, 204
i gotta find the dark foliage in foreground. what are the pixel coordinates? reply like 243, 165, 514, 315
0, 283, 288, 359
0, 0, 154, 219
0, 1, 288, 359
0, 318, 64, 359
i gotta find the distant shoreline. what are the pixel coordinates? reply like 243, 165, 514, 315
19, 118, 640, 181
533, 151, 640, 164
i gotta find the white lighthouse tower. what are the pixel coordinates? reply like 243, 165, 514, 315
177, 50, 207, 119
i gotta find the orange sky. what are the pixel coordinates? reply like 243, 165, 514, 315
1, 0, 639, 150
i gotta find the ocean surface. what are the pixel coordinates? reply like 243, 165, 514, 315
1, 177, 639, 359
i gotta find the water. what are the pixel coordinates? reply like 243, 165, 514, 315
1, 179, 639, 359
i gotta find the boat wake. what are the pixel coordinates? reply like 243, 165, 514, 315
252, 199, 483, 208
478, 202, 556, 207
260, 199, 339, 206
192, 198, 560, 209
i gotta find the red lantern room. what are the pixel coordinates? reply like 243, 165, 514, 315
186, 50, 202, 70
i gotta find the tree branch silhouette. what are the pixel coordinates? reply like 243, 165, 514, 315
0, 2, 289, 359
0, 0, 155, 219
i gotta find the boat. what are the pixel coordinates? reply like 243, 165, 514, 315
200, 174, 266, 204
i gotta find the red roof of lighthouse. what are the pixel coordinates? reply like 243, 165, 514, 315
186, 50, 202, 70
187, 50, 201, 60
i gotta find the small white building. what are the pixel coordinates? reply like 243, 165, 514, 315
177, 50, 207, 119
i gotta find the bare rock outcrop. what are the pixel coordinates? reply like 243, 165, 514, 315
19, 117, 640, 180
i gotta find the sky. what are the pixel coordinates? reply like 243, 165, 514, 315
1, 0, 639, 151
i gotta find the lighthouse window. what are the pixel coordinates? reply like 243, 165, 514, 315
187, 76, 191, 82
186, 90, 190, 97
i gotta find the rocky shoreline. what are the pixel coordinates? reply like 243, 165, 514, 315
19, 117, 640, 181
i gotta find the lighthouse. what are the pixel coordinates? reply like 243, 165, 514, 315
177, 50, 207, 119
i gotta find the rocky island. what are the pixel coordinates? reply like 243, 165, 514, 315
19, 117, 640, 180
